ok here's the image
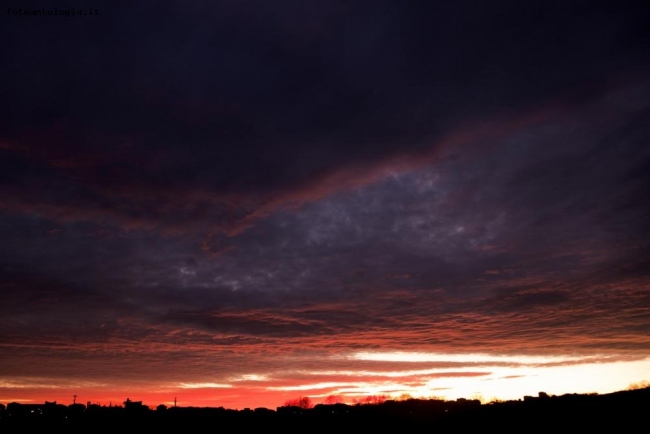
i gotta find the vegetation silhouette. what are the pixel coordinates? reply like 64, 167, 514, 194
2, 386, 649, 429
283, 396, 313, 409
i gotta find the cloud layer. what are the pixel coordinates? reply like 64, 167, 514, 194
2, 0, 650, 408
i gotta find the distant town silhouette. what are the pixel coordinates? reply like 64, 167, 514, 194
2, 386, 649, 429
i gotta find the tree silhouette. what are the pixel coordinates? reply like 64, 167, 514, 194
627, 380, 650, 390
283, 396, 313, 409
353, 394, 388, 405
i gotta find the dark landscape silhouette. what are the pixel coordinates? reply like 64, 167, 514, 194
2, 4, 650, 430
2, 386, 649, 429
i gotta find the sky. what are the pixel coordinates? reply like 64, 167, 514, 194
2, 0, 650, 410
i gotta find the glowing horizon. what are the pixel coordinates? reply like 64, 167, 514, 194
2, 351, 649, 409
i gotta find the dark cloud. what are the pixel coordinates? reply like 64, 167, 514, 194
2, 0, 650, 407
2, 1, 650, 234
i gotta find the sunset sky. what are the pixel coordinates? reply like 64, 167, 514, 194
2, 1, 650, 410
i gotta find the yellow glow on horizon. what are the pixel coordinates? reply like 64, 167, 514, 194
267, 382, 356, 391
269, 355, 650, 405
177, 382, 233, 389
2, 356, 648, 409
421, 358, 650, 402
232, 374, 269, 382
348, 351, 605, 364
299, 367, 488, 377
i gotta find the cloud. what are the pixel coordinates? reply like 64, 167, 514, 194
2, 0, 650, 408
2, 1, 649, 236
